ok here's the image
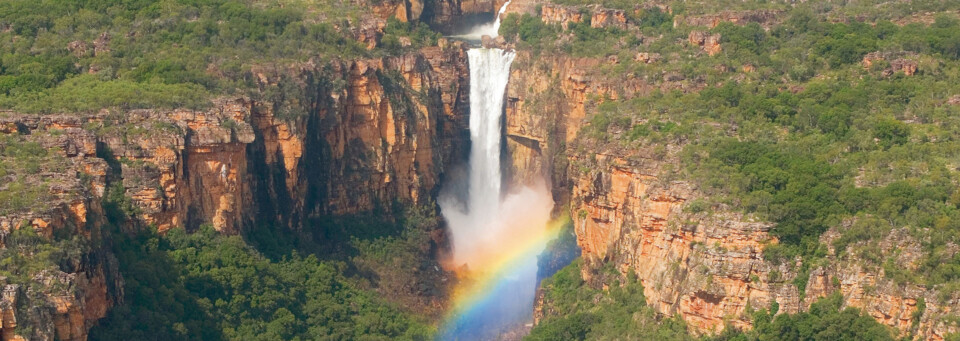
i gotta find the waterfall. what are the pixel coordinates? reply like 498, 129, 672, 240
451, 48, 516, 267
449, 0, 512, 41
438, 37, 555, 341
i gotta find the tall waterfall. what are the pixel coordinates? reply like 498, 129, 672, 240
438, 19, 556, 341
447, 48, 516, 267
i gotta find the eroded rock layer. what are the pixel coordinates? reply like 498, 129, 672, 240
0, 43, 471, 340
504, 44, 960, 340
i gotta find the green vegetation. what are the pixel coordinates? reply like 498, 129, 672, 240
534, 261, 896, 340
529, 260, 693, 340
543, 4, 960, 291
713, 293, 894, 341
0, 228, 90, 285
90, 184, 444, 340
381, 17, 443, 53
0, 135, 70, 214
498, 14, 560, 54
0, 0, 425, 113
89, 224, 434, 340
499, 7, 672, 57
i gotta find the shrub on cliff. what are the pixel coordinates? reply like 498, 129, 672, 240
713, 293, 895, 341
530, 260, 694, 340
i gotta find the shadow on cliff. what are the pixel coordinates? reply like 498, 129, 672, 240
242, 202, 453, 319
88, 191, 224, 340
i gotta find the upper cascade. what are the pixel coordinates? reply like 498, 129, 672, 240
448, 1, 512, 42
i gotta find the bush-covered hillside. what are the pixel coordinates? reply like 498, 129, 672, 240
509, 1, 960, 285
0, 0, 439, 113
521, 0, 960, 338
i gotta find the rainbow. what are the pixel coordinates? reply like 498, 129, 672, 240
438, 216, 570, 339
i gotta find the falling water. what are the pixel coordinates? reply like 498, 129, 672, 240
447, 47, 516, 267
448, 0, 512, 41
438, 3, 557, 339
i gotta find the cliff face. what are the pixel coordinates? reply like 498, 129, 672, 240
0, 43, 471, 340
539, 4, 628, 30
0, 116, 119, 341
362, 0, 510, 31
501, 27, 960, 339
503, 50, 686, 201
248, 43, 470, 226
563, 147, 960, 339
567, 149, 797, 333
435, 0, 506, 22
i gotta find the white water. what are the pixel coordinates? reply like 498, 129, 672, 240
439, 40, 555, 341
443, 48, 517, 267
448, 0, 512, 41
438, 3, 558, 338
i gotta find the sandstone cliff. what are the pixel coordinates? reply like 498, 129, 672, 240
560, 143, 960, 339
0, 117, 120, 341
0, 43, 471, 339
496, 11, 960, 336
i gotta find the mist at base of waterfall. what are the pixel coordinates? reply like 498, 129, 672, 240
438, 42, 557, 340
438, 184, 553, 341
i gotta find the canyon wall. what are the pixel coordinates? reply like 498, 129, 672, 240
563, 143, 960, 339
247, 43, 471, 226
0, 43, 471, 340
502, 38, 960, 341
0, 115, 120, 341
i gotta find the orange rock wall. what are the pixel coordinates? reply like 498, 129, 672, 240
505, 41, 960, 340
0, 44, 471, 340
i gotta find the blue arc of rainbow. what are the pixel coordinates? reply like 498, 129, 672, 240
438, 216, 570, 339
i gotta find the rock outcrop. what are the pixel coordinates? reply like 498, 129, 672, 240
554, 142, 960, 338
674, 10, 783, 29
689, 30, 722, 56
0, 117, 120, 341
0, 43, 471, 340
247, 43, 470, 226
504, 30, 958, 339
863, 51, 920, 76
539, 4, 628, 30
567, 148, 798, 334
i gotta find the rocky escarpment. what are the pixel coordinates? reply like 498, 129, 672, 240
247, 42, 470, 225
673, 9, 783, 29
0, 43, 471, 340
0, 116, 120, 341
502, 49, 700, 201
539, 4, 628, 30
564, 145, 960, 339
499, 8, 960, 338
360, 0, 510, 34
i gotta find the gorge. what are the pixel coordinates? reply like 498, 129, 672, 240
3, 0, 960, 340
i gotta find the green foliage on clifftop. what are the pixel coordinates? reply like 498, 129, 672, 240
548, 2, 960, 292
534, 261, 896, 340
712, 293, 894, 341
0, 0, 416, 113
